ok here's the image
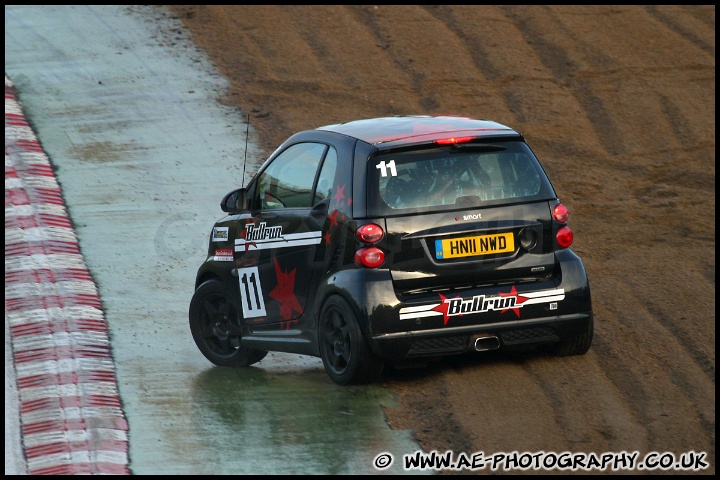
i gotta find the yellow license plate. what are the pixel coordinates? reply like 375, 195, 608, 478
435, 232, 514, 259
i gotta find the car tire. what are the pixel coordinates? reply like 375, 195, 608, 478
549, 316, 594, 356
318, 295, 384, 385
189, 279, 268, 367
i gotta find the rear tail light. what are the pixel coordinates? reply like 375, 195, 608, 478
355, 223, 384, 243
553, 204, 569, 223
556, 226, 574, 248
553, 203, 573, 248
354, 246, 385, 268
355, 223, 385, 268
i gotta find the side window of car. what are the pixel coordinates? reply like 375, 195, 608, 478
254, 142, 327, 209
314, 146, 337, 204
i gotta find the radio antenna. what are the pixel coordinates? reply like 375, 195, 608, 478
241, 113, 250, 186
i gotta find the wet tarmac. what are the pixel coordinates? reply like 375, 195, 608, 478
5, 5, 422, 474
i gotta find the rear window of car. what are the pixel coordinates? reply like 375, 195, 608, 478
367, 141, 556, 215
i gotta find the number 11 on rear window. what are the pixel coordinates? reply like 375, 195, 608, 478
376, 160, 397, 177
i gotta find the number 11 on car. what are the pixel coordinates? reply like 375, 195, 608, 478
238, 266, 266, 318
376, 159, 397, 177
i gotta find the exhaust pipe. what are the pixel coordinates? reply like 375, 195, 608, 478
473, 334, 500, 352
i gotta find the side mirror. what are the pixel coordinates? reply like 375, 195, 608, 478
220, 188, 248, 213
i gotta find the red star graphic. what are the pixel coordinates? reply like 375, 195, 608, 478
333, 184, 346, 204
323, 231, 332, 244
431, 293, 460, 326
499, 285, 530, 318
269, 258, 302, 320
280, 319, 300, 331
327, 209, 340, 230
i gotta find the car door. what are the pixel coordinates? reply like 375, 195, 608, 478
235, 142, 336, 329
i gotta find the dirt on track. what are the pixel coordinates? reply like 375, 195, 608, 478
164, 5, 715, 473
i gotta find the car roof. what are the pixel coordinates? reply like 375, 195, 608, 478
316, 115, 520, 147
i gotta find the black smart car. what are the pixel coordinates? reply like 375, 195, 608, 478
189, 115, 593, 385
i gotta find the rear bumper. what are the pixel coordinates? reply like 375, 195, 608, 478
317, 248, 592, 361
365, 248, 592, 359
369, 311, 592, 359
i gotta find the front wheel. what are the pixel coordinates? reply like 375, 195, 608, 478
189, 279, 268, 367
318, 295, 384, 385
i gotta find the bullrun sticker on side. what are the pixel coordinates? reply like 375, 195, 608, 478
235, 222, 321, 252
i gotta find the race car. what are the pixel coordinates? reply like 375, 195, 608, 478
189, 115, 593, 385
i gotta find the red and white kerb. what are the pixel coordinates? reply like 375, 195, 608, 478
5, 76, 130, 474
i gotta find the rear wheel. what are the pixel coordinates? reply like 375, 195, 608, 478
548, 316, 593, 356
318, 295, 384, 385
189, 279, 268, 367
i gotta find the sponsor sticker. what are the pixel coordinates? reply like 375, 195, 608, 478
212, 226, 229, 242
213, 248, 234, 261
235, 222, 321, 252
399, 287, 565, 323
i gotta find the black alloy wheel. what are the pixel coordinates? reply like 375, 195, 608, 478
319, 295, 383, 385
189, 279, 267, 367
